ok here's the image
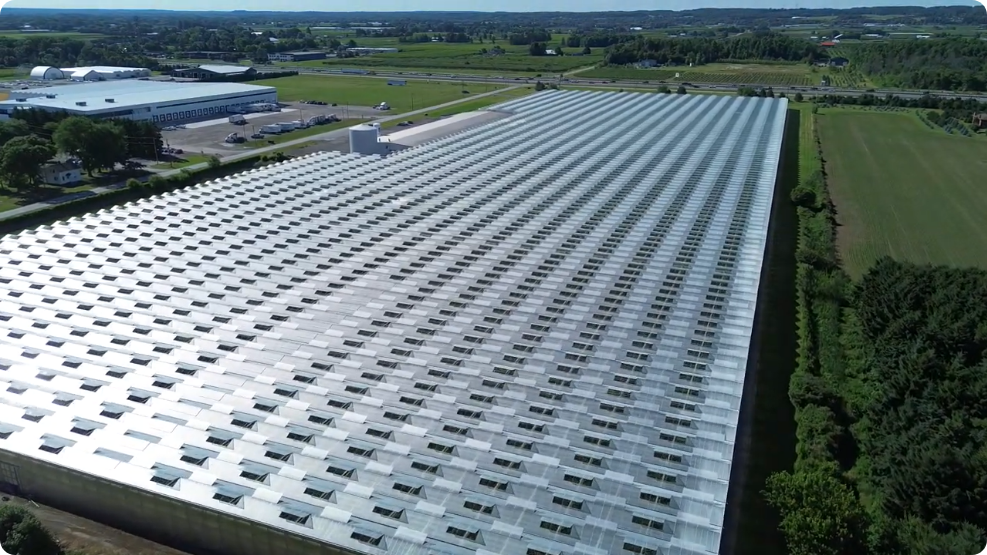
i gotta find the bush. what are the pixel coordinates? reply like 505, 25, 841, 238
125, 178, 143, 190
207, 155, 222, 169
790, 185, 817, 208
147, 174, 167, 193
0, 505, 62, 555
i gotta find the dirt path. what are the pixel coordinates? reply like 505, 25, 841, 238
3, 496, 189, 555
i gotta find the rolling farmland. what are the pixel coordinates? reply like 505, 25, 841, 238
580, 64, 817, 86
818, 109, 987, 276
293, 35, 602, 74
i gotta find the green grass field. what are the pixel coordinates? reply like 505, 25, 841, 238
580, 63, 821, 86
152, 153, 211, 170
252, 74, 506, 112
379, 86, 537, 128
292, 35, 602, 75
819, 109, 987, 276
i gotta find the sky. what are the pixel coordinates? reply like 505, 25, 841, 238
5, 0, 986, 12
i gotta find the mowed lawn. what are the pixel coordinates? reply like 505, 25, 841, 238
252, 75, 505, 113
819, 110, 987, 276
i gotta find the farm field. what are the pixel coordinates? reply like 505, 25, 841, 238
279, 61, 548, 77
818, 109, 987, 276
296, 35, 602, 75
579, 63, 820, 86
251, 74, 506, 113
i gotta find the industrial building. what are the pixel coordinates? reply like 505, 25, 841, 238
171, 65, 257, 80
29, 65, 152, 82
0, 90, 787, 555
0, 79, 277, 124
268, 51, 328, 63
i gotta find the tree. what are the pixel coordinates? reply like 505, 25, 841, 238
794, 91, 805, 102
582, 45, 591, 55
764, 470, 869, 555
52, 116, 93, 162
0, 119, 30, 148
676, 85, 687, 94
534, 81, 546, 91
0, 135, 55, 191
207, 155, 222, 169
86, 122, 127, 174
657, 85, 671, 94
0, 505, 62, 555
53, 118, 126, 175
528, 42, 547, 57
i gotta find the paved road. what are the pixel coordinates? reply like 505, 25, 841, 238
0, 85, 523, 224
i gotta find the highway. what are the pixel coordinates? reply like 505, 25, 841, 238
254, 63, 987, 102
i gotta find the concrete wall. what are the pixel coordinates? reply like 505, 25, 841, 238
0, 449, 355, 555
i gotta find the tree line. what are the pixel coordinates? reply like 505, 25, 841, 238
603, 33, 828, 66
4, 6, 984, 36
840, 39, 987, 92
764, 104, 987, 555
812, 91, 987, 121
0, 36, 154, 71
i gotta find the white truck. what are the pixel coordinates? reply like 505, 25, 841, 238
228, 114, 246, 124
259, 124, 282, 134
277, 122, 297, 132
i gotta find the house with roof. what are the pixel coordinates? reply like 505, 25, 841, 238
40, 162, 82, 185
973, 113, 987, 130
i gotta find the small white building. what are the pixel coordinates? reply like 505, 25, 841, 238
40, 162, 82, 185
30, 66, 64, 80
30, 65, 151, 82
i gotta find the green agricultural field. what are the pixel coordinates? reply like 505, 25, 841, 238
307, 39, 601, 75
580, 63, 819, 86
252, 74, 506, 112
819, 109, 987, 276
397, 86, 537, 121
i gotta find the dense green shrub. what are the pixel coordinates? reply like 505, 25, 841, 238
0, 505, 62, 555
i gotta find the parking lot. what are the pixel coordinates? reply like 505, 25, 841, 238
160, 101, 383, 153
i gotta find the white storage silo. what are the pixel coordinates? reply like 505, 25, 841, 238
349, 124, 381, 155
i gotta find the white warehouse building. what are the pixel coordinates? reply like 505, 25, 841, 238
0, 79, 278, 125
30, 65, 152, 82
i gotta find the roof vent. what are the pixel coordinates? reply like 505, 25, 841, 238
105, 98, 114, 103
15, 98, 26, 102
45, 94, 56, 99
76, 101, 87, 106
